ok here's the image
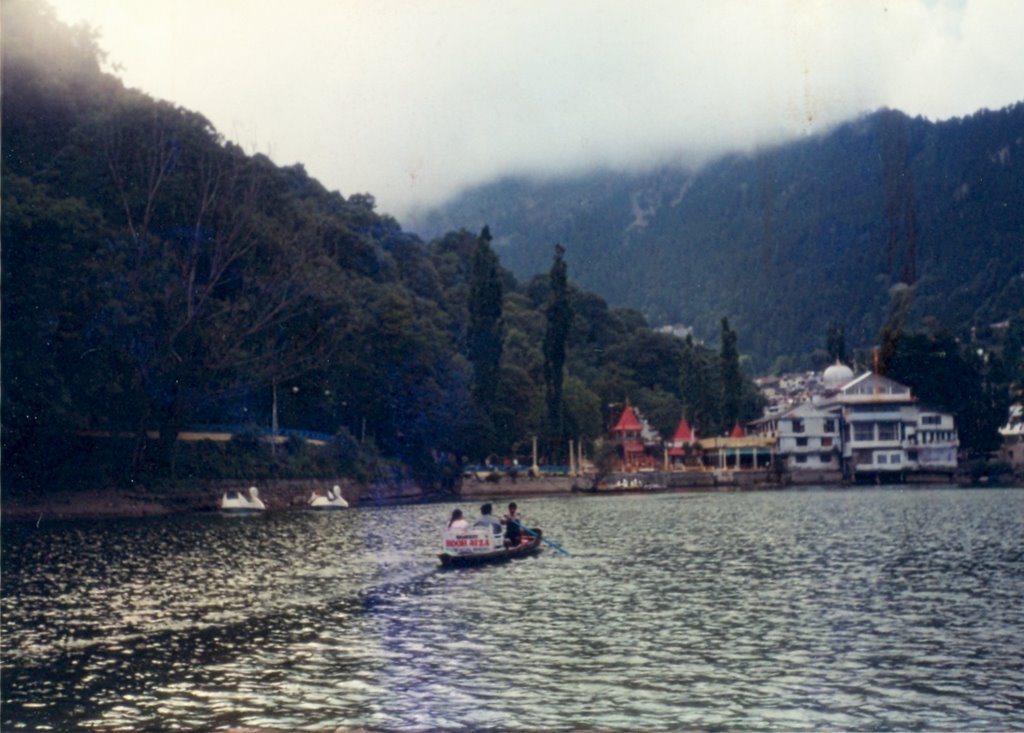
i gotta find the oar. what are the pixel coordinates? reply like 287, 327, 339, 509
513, 518, 570, 556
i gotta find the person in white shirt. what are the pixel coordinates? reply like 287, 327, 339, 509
473, 503, 503, 537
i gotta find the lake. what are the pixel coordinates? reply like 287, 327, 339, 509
3, 487, 1023, 731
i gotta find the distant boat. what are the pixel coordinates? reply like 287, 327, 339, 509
438, 526, 543, 568
220, 486, 266, 513
308, 485, 349, 510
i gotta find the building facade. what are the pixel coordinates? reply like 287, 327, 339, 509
998, 404, 1024, 474
754, 369, 960, 481
837, 372, 958, 478
773, 402, 842, 472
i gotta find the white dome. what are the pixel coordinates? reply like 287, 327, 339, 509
823, 361, 854, 390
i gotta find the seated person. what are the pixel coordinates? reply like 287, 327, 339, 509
473, 503, 503, 537
447, 508, 468, 530
502, 502, 522, 547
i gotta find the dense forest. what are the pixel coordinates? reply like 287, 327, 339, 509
412, 102, 1024, 375
1, 1, 764, 494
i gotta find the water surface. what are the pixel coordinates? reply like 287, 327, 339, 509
3, 487, 1023, 731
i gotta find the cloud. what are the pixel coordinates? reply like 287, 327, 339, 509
49, 0, 1024, 219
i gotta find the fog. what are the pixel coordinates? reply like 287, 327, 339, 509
49, 0, 1024, 220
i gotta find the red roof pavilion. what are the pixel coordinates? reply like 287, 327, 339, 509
612, 404, 643, 433
671, 417, 694, 443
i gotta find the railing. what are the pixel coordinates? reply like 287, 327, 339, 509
185, 423, 334, 442
462, 464, 576, 477
79, 424, 335, 445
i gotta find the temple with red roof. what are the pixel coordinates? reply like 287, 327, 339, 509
665, 417, 698, 469
610, 402, 656, 469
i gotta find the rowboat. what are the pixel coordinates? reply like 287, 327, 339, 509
438, 526, 543, 567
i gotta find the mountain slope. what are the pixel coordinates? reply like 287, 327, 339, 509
411, 104, 1024, 369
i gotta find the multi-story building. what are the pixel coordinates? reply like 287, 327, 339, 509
754, 366, 959, 481
998, 404, 1024, 474
773, 402, 843, 473
836, 372, 958, 479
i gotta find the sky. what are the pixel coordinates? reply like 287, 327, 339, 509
48, 0, 1024, 221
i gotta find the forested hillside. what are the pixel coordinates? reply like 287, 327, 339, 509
1, 1, 763, 493
412, 103, 1024, 372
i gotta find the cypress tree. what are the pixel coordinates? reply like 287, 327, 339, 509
543, 244, 572, 461
680, 334, 718, 437
467, 225, 503, 412
720, 317, 742, 430
826, 321, 848, 364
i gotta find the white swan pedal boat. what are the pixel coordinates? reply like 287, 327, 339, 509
308, 485, 349, 510
220, 486, 266, 513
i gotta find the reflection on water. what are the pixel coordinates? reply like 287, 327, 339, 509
3, 488, 1024, 731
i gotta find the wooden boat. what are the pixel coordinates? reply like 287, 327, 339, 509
438, 526, 543, 567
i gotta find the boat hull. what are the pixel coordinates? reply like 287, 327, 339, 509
438, 532, 543, 568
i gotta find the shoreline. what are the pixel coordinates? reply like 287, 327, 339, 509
1, 468, 999, 522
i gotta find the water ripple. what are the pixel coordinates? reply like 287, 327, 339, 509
3, 488, 1024, 731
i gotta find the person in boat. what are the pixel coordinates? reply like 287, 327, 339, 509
473, 503, 503, 538
447, 508, 468, 530
502, 502, 523, 547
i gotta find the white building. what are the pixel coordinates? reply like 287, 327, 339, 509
998, 404, 1024, 473
836, 372, 958, 478
774, 402, 842, 472
754, 365, 960, 481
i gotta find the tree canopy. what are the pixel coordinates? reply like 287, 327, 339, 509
2, 1, 771, 491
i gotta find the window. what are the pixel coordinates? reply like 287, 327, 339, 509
795, 455, 807, 464
796, 437, 808, 447
877, 422, 898, 441
890, 453, 902, 464
820, 453, 832, 463
854, 423, 874, 442
877, 454, 888, 464
821, 437, 833, 447
791, 419, 805, 434
824, 419, 836, 433
922, 415, 941, 426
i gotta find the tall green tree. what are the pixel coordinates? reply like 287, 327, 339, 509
543, 244, 572, 460
720, 317, 742, 429
826, 321, 848, 364
877, 285, 914, 375
885, 331, 1007, 458
466, 226, 504, 456
679, 335, 719, 438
